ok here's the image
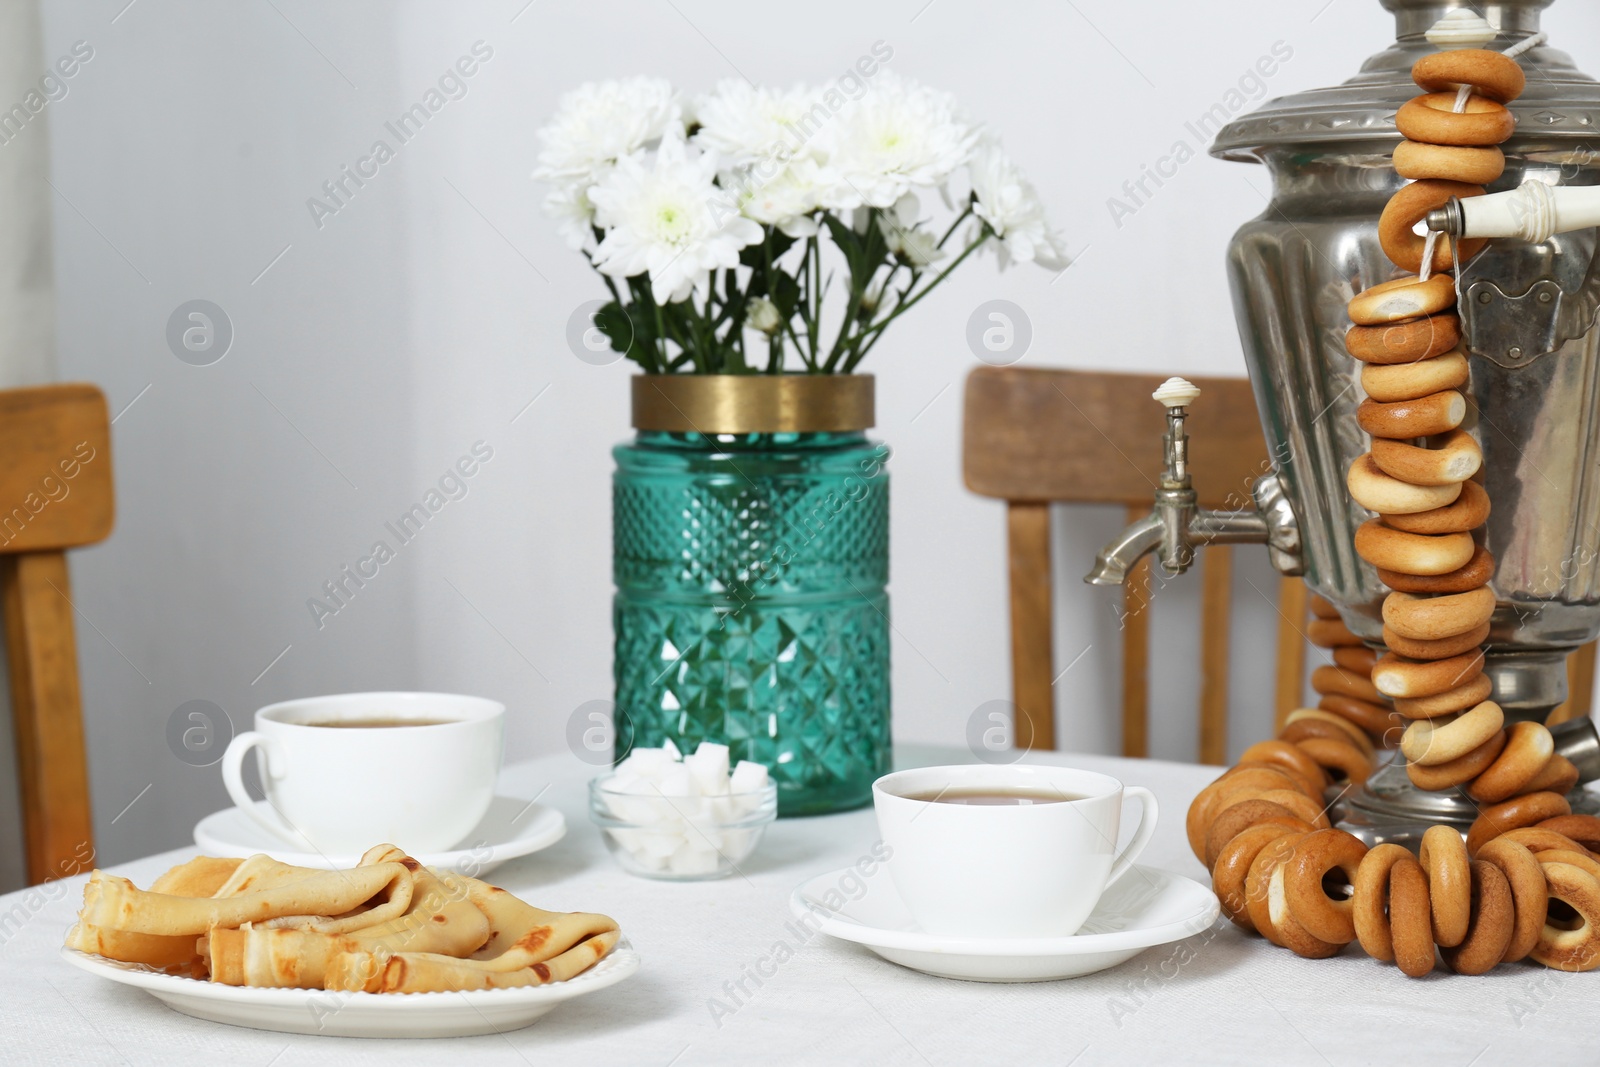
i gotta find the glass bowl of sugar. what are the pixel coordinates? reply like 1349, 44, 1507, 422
589, 741, 777, 880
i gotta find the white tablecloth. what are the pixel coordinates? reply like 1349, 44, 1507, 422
4, 743, 1599, 1066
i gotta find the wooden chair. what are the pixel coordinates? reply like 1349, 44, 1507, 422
1, 383, 114, 884
962, 366, 1308, 764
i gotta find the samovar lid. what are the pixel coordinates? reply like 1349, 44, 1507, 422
1211, 0, 1600, 163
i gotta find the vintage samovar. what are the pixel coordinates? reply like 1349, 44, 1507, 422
1088, 0, 1600, 834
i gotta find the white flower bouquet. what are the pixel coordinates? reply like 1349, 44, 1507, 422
534, 69, 1066, 375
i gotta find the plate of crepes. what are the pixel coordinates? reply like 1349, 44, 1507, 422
62, 844, 637, 1038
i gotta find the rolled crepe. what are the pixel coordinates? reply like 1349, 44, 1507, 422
65, 856, 245, 972
324, 873, 618, 992
207, 847, 487, 988
76, 860, 412, 937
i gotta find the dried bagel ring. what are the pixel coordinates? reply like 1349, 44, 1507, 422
1535, 849, 1600, 886
1293, 736, 1373, 787
1393, 141, 1506, 184
1284, 708, 1374, 757
1318, 694, 1399, 741
1245, 833, 1308, 945
1306, 617, 1365, 647
1389, 857, 1437, 977
1420, 824, 1472, 947
1356, 390, 1466, 439
1346, 312, 1461, 364
1524, 755, 1580, 797
1395, 93, 1515, 147
1353, 843, 1413, 961
1186, 766, 1302, 860
1333, 645, 1380, 675
1347, 275, 1458, 325
1239, 740, 1331, 796
1382, 621, 1490, 659
1284, 828, 1368, 944
1379, 547, 1495, 597
1348, 454, 1464, 514
1412, 49, 1526, 103
1383, 587, 1497, 642
1407, 728, 1506, 790
1312, 664, 1385, 704
1205, 801, 1312, 870
1356, 522, 1475, 576
1255, 789, 1333, 832
1379, 180, 1487, 273
1441, 860, 1515, 974
1361, 349, 1469, 403
1232, 758, 1325, 802
1370, 430, 1482, 487
1467, 720, 1555, 804
1401, 700, 1504, 766
1393, 674, 1493, 720
1475, 836, 1548, 963
1466, 790, 1572, 856
1309, 595, 1341, 619
1267, 860, 1344, 959
1381, 480, 1490, 536
1501, 827, 1590, 858
1529, 862, 1600, 972
1536, 815, 1600, 855
1372, 649, 1485, 700
1214, 822, 1304, 931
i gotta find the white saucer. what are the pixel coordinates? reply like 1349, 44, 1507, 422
789, 864, 1219, 982
194, 795, 566, 876
62, 941, 639, 1038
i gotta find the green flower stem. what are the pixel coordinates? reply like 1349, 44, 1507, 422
842, 233, 989, 371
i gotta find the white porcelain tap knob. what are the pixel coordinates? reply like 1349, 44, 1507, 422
1427, 10, 1497, 50
1153, 376, 1201, 410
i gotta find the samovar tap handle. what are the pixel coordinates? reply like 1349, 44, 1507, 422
1427, 181, 1600, 243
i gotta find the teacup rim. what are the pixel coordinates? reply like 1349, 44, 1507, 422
872, 764, 1124, 808
256, 690, 505, 729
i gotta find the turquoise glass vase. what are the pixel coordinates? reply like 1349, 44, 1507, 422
612, 429, 891, 816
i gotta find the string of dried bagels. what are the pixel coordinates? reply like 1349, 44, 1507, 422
1187, 32, 1600, 976
65, 844, 621, 991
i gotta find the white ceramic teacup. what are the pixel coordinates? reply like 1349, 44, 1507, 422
873, 764, 1158, 938
221, 692, 505, 854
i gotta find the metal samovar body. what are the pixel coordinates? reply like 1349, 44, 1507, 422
1089, 0, 1600, 832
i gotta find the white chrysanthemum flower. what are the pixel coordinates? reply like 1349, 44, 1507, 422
877, 192, 945, 268
589, 133, 763, 303
746, 295, 781, 334
694, 79, 820, 168
543, 175, 603, 251
819, 72, 980, 210
727, 157, 828, 237
534, 77, 682, 183
968, 139, 1070, 271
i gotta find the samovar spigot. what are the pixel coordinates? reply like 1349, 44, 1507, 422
1153, 376, 1202, 575
1085, 378, 1302, 587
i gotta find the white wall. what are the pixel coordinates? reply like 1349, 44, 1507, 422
26, 0, 1600, 879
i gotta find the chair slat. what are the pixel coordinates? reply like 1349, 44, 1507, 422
3, 551, 94, 884
1007, 502, 1055, 750
1199, 546, 1233, 765
1120, 505, 1151, 759
1274, 576, 1310, 731
1550, 640, 1598, 726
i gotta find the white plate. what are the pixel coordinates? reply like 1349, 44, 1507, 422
194, 796, 566, 876
789, 864, 1218, 982
62, 941, 640, 1038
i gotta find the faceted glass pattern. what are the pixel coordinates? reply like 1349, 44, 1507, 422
613, 431, 891, 815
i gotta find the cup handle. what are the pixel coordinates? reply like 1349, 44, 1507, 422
221, 731, 306, 844
1105, 786, 1159, 889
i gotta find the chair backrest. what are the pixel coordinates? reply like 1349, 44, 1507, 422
1, 383, 114, 884
961, 365, 1307, 763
